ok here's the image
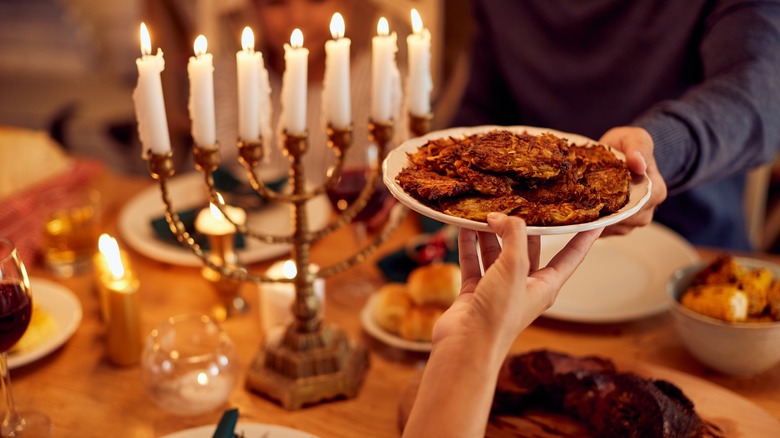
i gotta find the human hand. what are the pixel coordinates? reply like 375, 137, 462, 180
431, 213, 602, 357
599, 127, 667, 236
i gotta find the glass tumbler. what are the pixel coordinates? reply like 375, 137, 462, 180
141, 314, 239, 416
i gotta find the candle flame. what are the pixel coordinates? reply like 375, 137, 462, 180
282, 260, 297, 279
411, 9, 423, 34
196, 372, 209, 385
241, 26, 255, 52
194, 34, 208, 57
140, 22, 152, 56
330, 12, 345, 40
98, 233, 125, 279
290, 28, 304, 48
377, 17, 389, 36
209, 202, 225, 220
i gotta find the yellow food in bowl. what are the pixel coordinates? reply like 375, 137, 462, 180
680, 255, 780, 323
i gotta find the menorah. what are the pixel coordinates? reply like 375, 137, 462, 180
145, 114, 431, 409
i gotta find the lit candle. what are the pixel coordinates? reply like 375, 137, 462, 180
323, 12, 351, 129
371, 17, 402, 123
96, 233, 142, 366
260, 260, 325, 333
406, 9, 432, 117
195, 201, 247, 236
280, 28, 309, 134
133, 22, 172, 158
236, 27, 272, 142
187, 35, 217, 147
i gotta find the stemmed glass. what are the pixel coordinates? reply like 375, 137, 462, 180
326, 143, 390, 295
0, 238, 52, 437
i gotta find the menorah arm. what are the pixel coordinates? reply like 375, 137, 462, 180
318, 203, 408, 278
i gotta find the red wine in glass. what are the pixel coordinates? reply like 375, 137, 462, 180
0, 282, 32, 353
327, 168, 389, 222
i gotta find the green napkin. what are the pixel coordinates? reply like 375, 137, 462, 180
212, 408, 239, 438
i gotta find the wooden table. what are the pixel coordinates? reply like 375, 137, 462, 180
10, 171, 780, 437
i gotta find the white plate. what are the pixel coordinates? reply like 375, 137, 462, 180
383, 125, 651, 234
360, 294, 432, 353
119, 172, 332, 267
161, 422, 318, 438
8, 277, 82, 369
541, 222, 699, 323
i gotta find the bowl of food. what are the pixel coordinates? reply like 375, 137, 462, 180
667, 255, 780, 377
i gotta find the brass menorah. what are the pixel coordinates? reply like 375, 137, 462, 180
145, 114, 431, 409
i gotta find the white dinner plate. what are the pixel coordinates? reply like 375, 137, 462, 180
8, 277, 82, 369
360, 294, 432, 353
161, 422, 318, 438
541, 222, 699, 323
118, 172, 332, 267
383, 125, 651, 234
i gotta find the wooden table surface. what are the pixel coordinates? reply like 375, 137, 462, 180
10, 170, 780, 437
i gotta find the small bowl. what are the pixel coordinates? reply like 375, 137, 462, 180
667, 257, 780, 377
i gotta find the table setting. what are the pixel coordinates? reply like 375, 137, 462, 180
1, 6, 780, 438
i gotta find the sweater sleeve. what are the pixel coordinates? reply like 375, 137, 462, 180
634, 0, 780, 195
452, 0, 519, 127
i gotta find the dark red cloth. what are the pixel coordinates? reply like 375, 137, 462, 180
0, 159, 103, 267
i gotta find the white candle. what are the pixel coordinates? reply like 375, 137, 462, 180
323, 12, 351, 129
371, 17, 401, 123
187, 35, 217, 147
280, 28, 309, 134
260, 260, 325, 333
406, 9, 432, 116
157, 370, 235, 415
195, 202, 247, 236
133, 23, 172, 158
236, 27, 273, 142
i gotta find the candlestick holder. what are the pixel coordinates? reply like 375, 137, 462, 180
201, 231, 248, 321
146, 115, 429, 410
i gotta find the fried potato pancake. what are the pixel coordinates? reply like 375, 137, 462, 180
397, 130, 631, 226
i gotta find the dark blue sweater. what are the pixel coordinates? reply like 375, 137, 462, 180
454, 0, 780, 250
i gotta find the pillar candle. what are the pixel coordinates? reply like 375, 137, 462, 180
187, 35, 217, 147
323, 12, 351, 129
133, 23, 172, 158
95, 234, 142, 366
260, 260, 325, 333
280, 28, 309, 134
195, 202, 247, 236
406, 9, 432, 116
236, 27, 272, 142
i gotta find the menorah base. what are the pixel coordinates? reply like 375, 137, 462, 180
245, 323, 369, 410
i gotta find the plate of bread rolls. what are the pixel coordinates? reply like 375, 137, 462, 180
361, 263, 461, 352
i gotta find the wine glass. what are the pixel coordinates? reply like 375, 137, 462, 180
0, 238, 52, 437
326, 143, 391, 295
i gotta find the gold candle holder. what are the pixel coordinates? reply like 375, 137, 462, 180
201, 232, 247, 321
146, 113, 428, 409
409, 113, 433, 139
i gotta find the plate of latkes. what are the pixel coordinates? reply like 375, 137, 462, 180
383, 126, 651, 234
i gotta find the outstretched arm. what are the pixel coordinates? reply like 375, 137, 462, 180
402, 213, 601, 438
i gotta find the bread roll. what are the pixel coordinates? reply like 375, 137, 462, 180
406, 263, 461, 306
372, 283, 412, 334
398, 305, 444, 342
0, 126, 70, 199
